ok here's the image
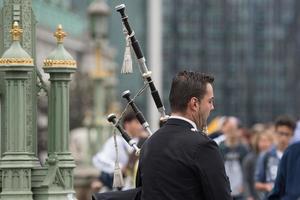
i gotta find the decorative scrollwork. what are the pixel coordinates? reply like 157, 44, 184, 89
43, 59, 76, 68
0, 57, 33, 65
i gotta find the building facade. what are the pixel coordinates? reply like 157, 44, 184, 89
162, 0, 300, 125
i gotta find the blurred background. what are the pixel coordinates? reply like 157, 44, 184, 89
8, 0, 298, 129
1, 0, 300, 199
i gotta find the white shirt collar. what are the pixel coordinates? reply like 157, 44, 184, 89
276, 150, 283, 159
169, 115, 198, 131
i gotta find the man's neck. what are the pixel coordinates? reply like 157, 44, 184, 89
171, 112, 193, 121
171, 112, 198, 130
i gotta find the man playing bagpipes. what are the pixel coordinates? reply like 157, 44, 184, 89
93, 70, 232, 200
92, 4, 231, 200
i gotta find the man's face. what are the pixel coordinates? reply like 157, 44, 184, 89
275, 125, 294, 151
193, 83, 214, 130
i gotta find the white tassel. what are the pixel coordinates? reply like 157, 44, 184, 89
121, 28, 133, 74
112, 128, 124, 188
113, 161, 124, 188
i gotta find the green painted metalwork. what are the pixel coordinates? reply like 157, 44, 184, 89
93, 78, 107, 150
0, 1, 77, 199
0, 20, 38, 200
0, 0, 38, 158
41, 25, 76, 199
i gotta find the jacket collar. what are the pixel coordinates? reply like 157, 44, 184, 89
165, 118, 195, 130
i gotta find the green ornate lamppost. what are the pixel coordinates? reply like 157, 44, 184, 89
87, 0, 111, 151
0, 20, 77, 200
0, 20, 38, 200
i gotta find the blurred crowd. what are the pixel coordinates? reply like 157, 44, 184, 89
90, 113, 300, 200
209, 115, 300, 200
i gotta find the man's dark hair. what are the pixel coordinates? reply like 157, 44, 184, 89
275, 115, 296, 131
169, 71, 214, 113
121, 109, 137, 127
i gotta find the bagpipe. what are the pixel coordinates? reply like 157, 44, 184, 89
93, 4, 169, 199
107, 3, 169, 155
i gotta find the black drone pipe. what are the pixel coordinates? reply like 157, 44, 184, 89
115, 4, 168, 123
122, 90, 153, 135
107, 113, 140, 153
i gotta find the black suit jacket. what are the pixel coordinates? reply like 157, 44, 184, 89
136, 118, 231, 200
92, 118, 231, 200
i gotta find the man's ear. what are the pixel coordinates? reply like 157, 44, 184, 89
188, 97, 199, 112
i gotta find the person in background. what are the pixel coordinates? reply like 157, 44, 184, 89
209, 116, 227, 145
219, 116, 249, 200
255, 115, 296, 199
268, 141, 300, 200
92, 110, 146, 191
243, 127, 273, 200
239, 128, 252, 150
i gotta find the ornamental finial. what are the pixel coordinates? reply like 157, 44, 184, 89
54, 24, 67, 44
10, 21, 23, 41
